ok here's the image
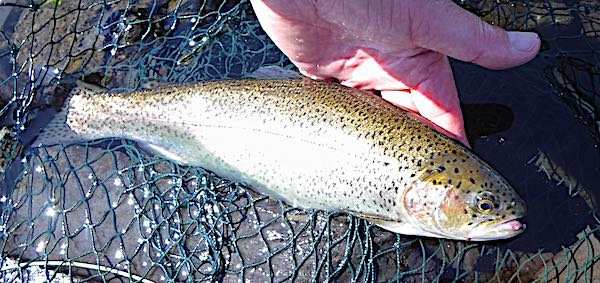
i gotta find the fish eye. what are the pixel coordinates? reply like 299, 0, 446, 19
476, 199, 494, 214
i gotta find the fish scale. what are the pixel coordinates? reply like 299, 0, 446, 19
34, 76, 526, 240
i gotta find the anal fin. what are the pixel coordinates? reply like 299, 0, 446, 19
138, 142, 188, 165
368, 218, 441, 238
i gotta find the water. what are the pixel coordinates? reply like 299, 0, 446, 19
455, 58, 600, 251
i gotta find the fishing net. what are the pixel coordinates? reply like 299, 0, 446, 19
0, 0, 599, 281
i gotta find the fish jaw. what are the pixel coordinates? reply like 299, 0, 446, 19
464, 218, 526, 241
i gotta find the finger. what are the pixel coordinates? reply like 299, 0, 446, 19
380, 90, 418, 113
411, 0, 540, 70
379, 51, 470, 146
383, 88, 471, 147
412, 87, 471, 147
401, 56, 470, 146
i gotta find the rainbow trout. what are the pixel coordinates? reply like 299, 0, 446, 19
35, 69, 526, 241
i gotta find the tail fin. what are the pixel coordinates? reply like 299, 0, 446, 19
30, 96, 80, 147
20, 81, 100, 148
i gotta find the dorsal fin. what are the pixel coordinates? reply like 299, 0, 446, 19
248, 66, 303, 79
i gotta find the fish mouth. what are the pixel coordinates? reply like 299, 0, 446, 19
494, 218, 525, 233
466, 218, 526, 241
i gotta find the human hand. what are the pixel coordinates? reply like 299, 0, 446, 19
250, 0, 540, 146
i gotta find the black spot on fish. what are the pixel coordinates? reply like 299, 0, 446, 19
438, 166, 446, 172
469, 178, 475, 184
454, 168, 459, 174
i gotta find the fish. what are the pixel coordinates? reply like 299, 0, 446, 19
33, 67, 527, 241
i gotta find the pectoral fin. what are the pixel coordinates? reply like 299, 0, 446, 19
346, 210, 440, 238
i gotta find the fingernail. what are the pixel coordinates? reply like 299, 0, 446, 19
508, 31, 539, 52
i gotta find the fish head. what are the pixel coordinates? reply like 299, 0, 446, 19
404, 150, 526, 241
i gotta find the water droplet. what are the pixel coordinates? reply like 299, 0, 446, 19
36, 241, 46, 253
45, 206, 58, 217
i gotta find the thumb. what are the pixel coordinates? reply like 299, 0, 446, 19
411, 1, 540, 70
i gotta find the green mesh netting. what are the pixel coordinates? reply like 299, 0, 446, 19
0, 0, 599, 282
